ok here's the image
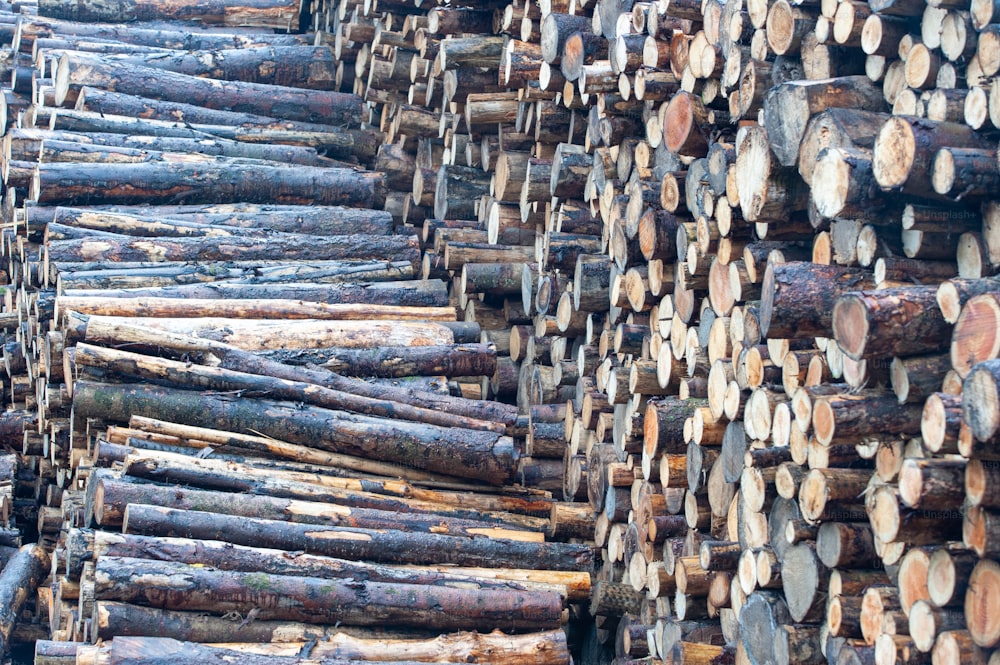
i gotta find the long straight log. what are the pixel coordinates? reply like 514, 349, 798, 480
121, 504, 595, 572
55, 53, 362, 125
73, 530, 590, 601
93, 556, 565, 631
302, 343, 498, 378
79, 317, 517, 425
72, 381, 517, 484
80, 45, 338, 89
6, 128, 330, 165
59, 297, 448, 321
33, 162, 384, 208
92, 475, 540, 540
92, 606, 570, 665
36, 0, 301, 29
47, 204, 394, 236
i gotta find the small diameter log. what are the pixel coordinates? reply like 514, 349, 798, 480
832, 285, 950, 361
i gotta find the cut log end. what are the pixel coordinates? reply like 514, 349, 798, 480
872, 116, 915, 190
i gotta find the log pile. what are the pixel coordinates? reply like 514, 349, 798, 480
0, 2, 599, 663
321, 0, 1000, 662
0, 0, 999, 660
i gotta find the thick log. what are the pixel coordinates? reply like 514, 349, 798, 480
0, 544, 49, 654
72, 381, 517, 484
37, 0, 300, 28
760, 262, 875, 339
94, 556, 564, 631
962, 359, 1000, 443
122, 504, 594, 572
872, 116, 994, 195
832, 285, 951, 360
763, 76, 885, 167
55, 53, 362, 126
33, 162, 383, 208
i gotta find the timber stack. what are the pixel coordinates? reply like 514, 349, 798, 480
0, 0, 998, 660
0, 0, 597, 663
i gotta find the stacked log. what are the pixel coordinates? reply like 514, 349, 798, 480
1, 0, 1000, 658
0, 3, 604, 663
323, 0, 1000, 662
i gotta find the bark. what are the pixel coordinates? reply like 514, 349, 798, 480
0, 544, 50, 653
72, 381, 517, 484
763, 76, 885, 167
832, 285, 950, 360
760, 262, 876, 339
121, 504, 595, 572
93, 475, 537, 541
94, 612, 570, 665
94, 557, 564, 632
34, 162, 383, 208
36, 0, 301, 29
79, 317, 515, 425
56, 53, 362, 126
86, 45, 337, 89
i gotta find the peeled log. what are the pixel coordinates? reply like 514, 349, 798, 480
94, 556, 565, 631
121, 504, 595, 572
33, 162, 383, 208
832, 285, 950, 360
72, 381, 517, 484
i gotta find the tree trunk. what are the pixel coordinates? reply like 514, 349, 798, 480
0, 544, 50, 654
55, 53, 362, 126
122, 504, 595, 572
832, 285, 950, 360
72, 381, 518, 484
34, 162, 383, 208
760, 262, 875, 339
94, 557, 565, 631
37, 0, 301, 29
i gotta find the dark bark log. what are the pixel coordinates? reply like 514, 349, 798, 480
56, 53, 362, 126
832, 285, 951, 360
760, 262, 876, 339
0, 544, 50, 654
94, 556, 564, 631
73, 381, 517, 484
122, 504, 594, 572
34, 161, 384, 208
